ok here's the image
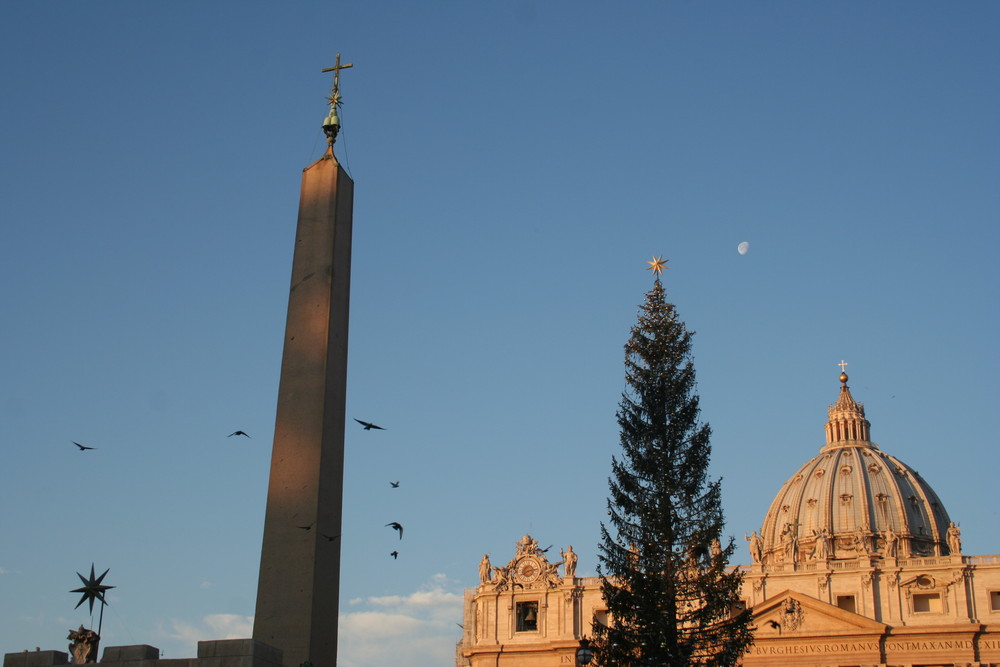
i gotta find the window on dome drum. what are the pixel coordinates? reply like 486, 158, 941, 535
990, 591, 1000, 611
836, 595, 856, 613
913, 593, 942, 613
515, 601, 539, 632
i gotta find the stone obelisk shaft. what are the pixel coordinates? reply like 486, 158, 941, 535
254, 151, 353, 667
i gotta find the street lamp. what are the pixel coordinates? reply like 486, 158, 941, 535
576, 637, 595, 666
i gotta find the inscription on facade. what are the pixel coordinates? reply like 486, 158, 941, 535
885, 640, 972, 651
748, 641, 879, 655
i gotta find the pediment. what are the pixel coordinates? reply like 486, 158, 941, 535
751, 590, 887, 637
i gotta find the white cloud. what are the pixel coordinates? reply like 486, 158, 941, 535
338, 575, 465, 667
366, 588, 462, 615
163, 614, 254, 654
341, 611, 423, 638
154, 576, 465, 667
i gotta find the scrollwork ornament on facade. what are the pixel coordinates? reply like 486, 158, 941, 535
490, 564, 511, 592
515, 534, 540, 556
782, 598, 805, 631
861, 571, 873, 589
544, 561, 562, 589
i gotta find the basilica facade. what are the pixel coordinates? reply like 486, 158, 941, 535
456, 373, 1000, 666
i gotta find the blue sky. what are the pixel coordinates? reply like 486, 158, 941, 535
1, 2, 998, 665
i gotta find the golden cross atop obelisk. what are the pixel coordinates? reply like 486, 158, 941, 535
321, 53, 353, 147
838, 360, 849, 373
322, 53, 353, 106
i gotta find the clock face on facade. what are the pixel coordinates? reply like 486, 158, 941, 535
515, 556, 542, 583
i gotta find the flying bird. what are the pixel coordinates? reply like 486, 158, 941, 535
297, 523, 314, 531
390, 481, 400, 488
354, 419, 385, 431
539, 544, 553, 553
72, 442, 96, 451
228, 431, 251, 438
385, 522, 403, 539
390, 551, 399, 559
321, 534, 340, 542
765, 620, 781, 633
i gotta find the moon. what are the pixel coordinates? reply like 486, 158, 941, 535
737, 241, 750, 255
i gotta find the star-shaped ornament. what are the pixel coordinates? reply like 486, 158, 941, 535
71, 564, 115, 613
647, 255, 669, 276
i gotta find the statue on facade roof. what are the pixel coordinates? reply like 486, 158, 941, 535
745, 531, 763, 564
782, 523, 800, 562
854, 524, 871, 556
812, 528, 830, 560
479, 554, 492, 585
561, 546, 578, 579
68, 626, 99, 664
947, 522, 962, 555
882, 526, 899, 558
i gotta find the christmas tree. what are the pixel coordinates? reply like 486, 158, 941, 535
593, 257, 753, 666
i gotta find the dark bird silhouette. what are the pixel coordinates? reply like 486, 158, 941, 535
390, 481, 400, 488
72, 442, 96, 451
321, 534, 340, 542
766, 620, 781, 633
539, 544, 553, 553
385, 522, 403, 539
228, 431, 251, 438
297, 523, 314, 531
390, 551, 399, 559
354, 419, 385, 431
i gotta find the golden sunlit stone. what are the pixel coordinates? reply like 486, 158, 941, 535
457, 372, 1000, 667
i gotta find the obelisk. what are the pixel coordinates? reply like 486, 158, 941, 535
254, 56, 354, 667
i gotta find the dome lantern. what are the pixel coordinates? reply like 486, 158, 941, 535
824, 367, 871, 448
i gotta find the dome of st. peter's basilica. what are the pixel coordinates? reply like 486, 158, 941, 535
757, 372, 957, 565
